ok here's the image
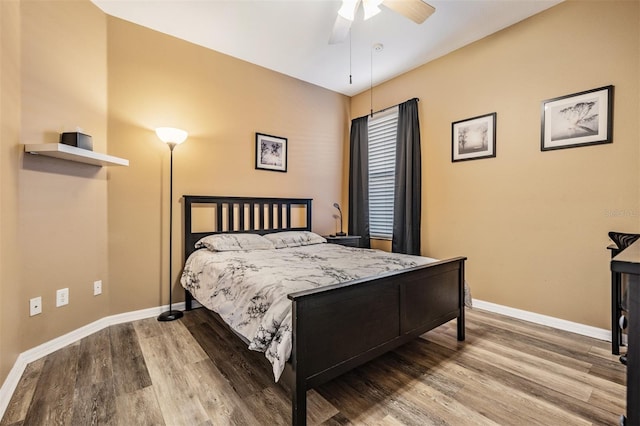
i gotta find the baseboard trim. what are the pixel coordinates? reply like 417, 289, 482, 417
0, 302, 185, 419
472, 299, 611, 342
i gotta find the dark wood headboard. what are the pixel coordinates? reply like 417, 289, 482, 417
183, 195, 313, 259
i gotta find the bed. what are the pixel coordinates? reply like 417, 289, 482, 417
181, 195, 467, 425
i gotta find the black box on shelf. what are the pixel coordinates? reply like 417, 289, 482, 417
60, 132, 93, 151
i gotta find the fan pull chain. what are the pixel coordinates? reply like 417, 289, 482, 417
370, 42, 383, 117
349, 30, 353, 84
370, 37, 373, 117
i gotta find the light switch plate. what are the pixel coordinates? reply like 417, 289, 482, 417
56, 288, 69, 307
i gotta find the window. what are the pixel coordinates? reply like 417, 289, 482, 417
368, 106, 398, 239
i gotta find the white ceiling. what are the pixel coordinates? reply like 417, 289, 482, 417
92, 0, 562, 97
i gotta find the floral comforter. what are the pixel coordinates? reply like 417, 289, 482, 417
180, 243, 439, 381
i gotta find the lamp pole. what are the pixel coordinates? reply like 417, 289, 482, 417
334, 203, 346, 236
157, 128, 187, 321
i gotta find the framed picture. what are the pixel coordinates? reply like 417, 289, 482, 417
255, 133, 287, 172
541, 85, 613, 151
452, 112, 496, 162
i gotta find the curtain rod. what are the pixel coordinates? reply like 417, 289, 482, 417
358, 98, 420, 120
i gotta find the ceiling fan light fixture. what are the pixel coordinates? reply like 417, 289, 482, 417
337, 0, 360, 21
330, 0, 433, 45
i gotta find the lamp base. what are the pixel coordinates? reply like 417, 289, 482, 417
336, 232, 347, 236
157, 309, 184, 322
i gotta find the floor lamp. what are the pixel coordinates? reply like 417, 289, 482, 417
156, 127, 188, 322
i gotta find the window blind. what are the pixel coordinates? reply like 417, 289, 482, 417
368, 106, 398, 239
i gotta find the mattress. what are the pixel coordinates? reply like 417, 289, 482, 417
180, 243, 439, 381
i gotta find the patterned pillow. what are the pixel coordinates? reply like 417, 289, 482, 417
195, 233, 275, 251
263, 231, 326, 249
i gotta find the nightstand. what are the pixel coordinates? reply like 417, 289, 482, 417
324, 235, 361, 248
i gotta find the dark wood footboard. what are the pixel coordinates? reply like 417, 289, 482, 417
287, 256, 466, 425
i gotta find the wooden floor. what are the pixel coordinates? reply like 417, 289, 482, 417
1, 308, 626, 425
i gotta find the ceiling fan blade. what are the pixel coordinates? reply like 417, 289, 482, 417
382, 0, 435, 24
329, 14, 353, 44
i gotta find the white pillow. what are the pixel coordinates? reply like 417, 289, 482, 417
195, 233, 275, 251
263, 231, 326, 249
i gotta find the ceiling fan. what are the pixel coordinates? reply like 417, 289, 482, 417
329, 0, 436, 44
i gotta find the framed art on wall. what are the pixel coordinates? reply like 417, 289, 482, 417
452, 112, 496, 162
541, 85, 613, 151
255, 133, 287, 172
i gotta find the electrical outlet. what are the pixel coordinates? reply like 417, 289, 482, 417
93, 280, 102, 296
30, 297, 42, 316
56, 288, 69, 307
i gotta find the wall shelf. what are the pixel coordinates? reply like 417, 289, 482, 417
24, 143, 129, 167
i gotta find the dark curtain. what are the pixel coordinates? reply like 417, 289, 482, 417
392, 98, 421, 255
348, 116, 370, 248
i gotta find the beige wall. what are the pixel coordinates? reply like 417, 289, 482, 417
0, 0, 22, 383
351, 1, 640, 329
0, 0, 110, 384
106, 18, 349, 313
20, 0, 111, 346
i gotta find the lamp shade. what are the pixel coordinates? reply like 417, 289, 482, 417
155, 127, 188, 145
